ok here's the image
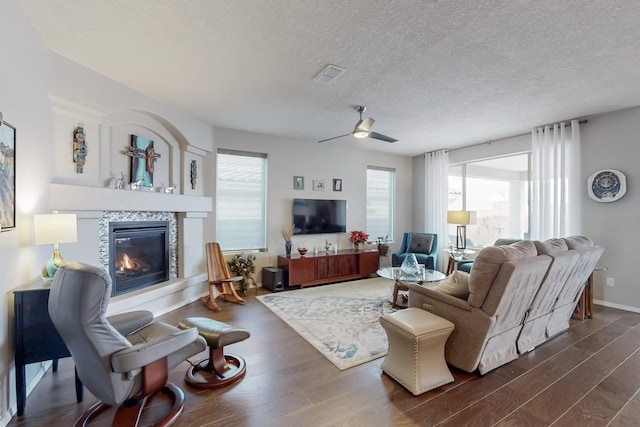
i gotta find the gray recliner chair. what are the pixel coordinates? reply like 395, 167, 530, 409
48, 262, 207, 427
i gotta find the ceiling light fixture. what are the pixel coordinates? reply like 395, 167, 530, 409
353, 130, 370, 138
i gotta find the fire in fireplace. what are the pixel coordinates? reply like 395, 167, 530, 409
108, 221, 170, 296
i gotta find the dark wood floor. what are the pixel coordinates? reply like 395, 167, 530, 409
8, 287, 640, 426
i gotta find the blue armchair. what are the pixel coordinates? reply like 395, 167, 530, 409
392, 232, 438, 270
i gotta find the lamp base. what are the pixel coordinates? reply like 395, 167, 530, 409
456, 225, 467, 250
42, 249, 67, 278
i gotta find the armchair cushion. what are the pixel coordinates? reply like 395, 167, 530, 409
433, 271, 470, 299
111, 323, 202, 373
108, 310, 154, 336
408, 234, 434, 254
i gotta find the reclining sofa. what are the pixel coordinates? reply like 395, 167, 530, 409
407, 236, 603, 375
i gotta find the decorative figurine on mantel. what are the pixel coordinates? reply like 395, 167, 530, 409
72, 126, 87, 173
324, 239, 332, 253
163, 184, 177, 194
129, 178, 144, 190
115, 172, 126, 189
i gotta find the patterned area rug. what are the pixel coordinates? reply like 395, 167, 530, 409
257, 277, 396, 370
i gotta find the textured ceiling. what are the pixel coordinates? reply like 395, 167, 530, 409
16, 0, 640, 156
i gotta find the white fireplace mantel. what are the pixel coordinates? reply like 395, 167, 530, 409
49, 183, 212, 214
47, 182, 212, 316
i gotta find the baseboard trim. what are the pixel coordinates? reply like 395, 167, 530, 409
594, 299, 640, 314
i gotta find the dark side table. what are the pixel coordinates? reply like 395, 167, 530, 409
13, 284, 83, 416
573, 265, 608, 320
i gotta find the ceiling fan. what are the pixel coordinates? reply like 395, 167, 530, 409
318, 105, 398, 143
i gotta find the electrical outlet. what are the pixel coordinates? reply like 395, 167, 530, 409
606, 277, 615, 287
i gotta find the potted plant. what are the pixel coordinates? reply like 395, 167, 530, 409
349, 230, 369, 250
376, 234, 390, 256
227, 252, 256, 296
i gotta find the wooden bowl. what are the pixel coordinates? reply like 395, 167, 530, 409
297, 248, 308, 256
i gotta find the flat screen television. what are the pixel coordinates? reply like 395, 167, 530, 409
293, 198, 347, 235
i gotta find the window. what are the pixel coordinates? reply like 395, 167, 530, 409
366, 166, 395, 242
448, 154, 530, 248
216, 149, 267, 251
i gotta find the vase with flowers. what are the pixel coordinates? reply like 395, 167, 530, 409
227, 252, 256, 296
282, 224, 294, 257
350, 230, 369, 250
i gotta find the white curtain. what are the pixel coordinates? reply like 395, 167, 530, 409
530, 120, 581, 241
424, 150, 449, 272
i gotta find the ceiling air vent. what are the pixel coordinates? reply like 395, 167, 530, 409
314, 64, 346, 84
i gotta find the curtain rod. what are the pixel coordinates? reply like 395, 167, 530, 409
427, 119, 588, 155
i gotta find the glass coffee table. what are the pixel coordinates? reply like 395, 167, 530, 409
377, 267, 446, 309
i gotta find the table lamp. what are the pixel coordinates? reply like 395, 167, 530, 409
34, 213, 78, 278
447, 210, 476, 250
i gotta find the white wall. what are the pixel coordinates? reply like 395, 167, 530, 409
204, 127, 414, 270
0, 3, 56, 424
581, 107, 640, 312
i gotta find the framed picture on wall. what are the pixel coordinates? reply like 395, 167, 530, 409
0, 121, 16, 231
313, 180, 325, 191
333, 179, 342, 191
294, 176, 304, 190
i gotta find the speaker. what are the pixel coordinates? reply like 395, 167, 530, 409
262, 267, 286, 292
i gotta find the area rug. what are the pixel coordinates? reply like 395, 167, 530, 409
257, 277, 396, 370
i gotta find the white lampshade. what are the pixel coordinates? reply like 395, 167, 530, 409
34, 214, 78, 245
447, 210, 476, 226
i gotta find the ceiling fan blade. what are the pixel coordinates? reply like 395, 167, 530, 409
318, 133, 352, 143
354, 117, 375, 132
368, 131, 398, 143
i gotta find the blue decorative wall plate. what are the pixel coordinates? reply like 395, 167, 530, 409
587, 169, 626, 202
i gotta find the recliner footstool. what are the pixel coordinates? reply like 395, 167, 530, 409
178, 317, 250, 389
379, 308, 455, 395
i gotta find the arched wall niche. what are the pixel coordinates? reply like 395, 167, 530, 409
102, 109, 190, 191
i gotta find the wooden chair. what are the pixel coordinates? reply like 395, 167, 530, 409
202, 242, 246, 311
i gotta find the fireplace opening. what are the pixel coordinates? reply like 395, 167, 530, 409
109, 221, 170, 296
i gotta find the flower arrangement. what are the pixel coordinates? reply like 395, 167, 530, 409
350, 230, 369, 245
227, 252, 256, 296
281, 224, 294, 242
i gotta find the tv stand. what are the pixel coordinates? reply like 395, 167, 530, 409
277, 249, 379, 288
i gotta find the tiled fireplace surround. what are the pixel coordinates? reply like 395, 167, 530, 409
49, 182, 213, 316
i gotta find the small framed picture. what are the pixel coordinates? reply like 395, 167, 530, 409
333, 179, 342, 192
313, 180, 325, 191
0, 121, 16, 231
293, 176, 304, 190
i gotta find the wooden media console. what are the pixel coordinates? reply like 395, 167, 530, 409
277, 249, 379, 288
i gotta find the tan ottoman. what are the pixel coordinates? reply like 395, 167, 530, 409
379, 308, 455, 395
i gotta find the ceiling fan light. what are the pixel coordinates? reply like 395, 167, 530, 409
353, 130, 369, 138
